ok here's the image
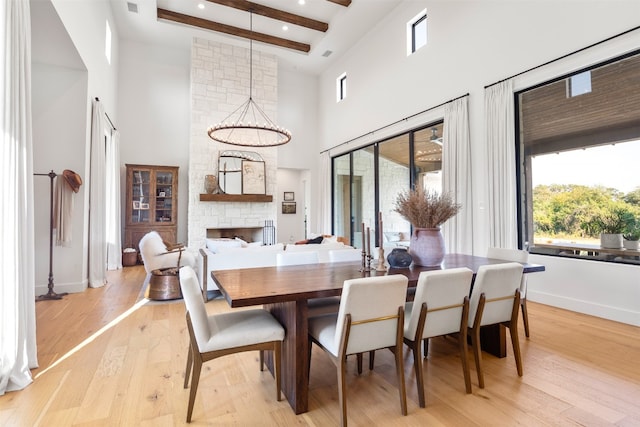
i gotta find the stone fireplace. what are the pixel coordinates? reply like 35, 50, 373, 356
206, 221, 275, 245
188, 38, 279, 250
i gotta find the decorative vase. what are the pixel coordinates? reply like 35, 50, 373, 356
387, 247, 413, 269
600, 233, 622, 249
204, 174, 218, 194
409, 227, 445, 267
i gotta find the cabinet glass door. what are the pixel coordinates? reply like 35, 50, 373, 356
155, 171, 174, 223
131, 170, 151, 223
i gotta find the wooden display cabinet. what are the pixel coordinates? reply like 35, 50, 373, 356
124, 164, 179, 258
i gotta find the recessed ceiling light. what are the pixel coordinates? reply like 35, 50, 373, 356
298, 0, 306, 5
198, 3, 205, 9
282, 25, 289, 31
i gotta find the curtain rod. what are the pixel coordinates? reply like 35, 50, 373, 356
485, 24, 640, 89
94, 97, 117, 130
320, 92, 469, 154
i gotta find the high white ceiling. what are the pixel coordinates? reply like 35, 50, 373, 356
111, 0, 403, 74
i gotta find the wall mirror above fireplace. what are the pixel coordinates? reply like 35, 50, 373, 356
217, 150, 264, 194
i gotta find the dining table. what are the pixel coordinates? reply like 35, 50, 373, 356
211, 253, 545, 414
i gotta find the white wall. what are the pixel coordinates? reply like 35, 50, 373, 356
316, 0, 640, 325
31, 62, 88, 294
117, 40, 191, 243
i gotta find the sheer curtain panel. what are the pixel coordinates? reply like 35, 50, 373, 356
0, 0, 38, 394
485, 80, 518, 248
442, 96, 473, 254
319, 151, 332, 234
105, 129, 122, 270
88, 99, 107, 287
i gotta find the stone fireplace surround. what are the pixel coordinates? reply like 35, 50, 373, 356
188, 38, 279, 251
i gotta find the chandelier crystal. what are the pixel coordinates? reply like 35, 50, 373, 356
208, 12, 291, 147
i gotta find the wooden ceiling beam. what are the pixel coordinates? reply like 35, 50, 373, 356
206, 0, 328, 32
157, 8, 311, 53
326, 0, 351, 6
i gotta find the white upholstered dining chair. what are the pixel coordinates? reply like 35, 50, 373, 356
179, 266, 285, 423
467, 262, 524, 389
404, 267, 474, 407
308, 275, 409, 427
486, 247, 531, 337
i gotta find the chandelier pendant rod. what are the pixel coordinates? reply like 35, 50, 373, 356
249, 10, 253, 101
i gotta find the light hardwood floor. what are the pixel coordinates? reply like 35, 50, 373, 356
1, 265, 639, 426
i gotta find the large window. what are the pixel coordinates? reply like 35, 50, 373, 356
517, 52, 640, 264
332, 122, 443, 249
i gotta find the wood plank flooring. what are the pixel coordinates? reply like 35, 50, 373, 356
1, 265, 639, 426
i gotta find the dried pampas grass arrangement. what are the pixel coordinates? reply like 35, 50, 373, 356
394, 187, 461, 229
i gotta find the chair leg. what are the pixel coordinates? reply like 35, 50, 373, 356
184, 344, 193, 389
423, 338, 429, 358
509, 322, 523, 377
337, 356, 348, 427
186, 356, 203, 423
356, 353, 363, 375
411, 341, 426, 408
521, 298, 530, 338
259, 349, 264, 371
458, 330, 472, 394
369, 350, 375, 371
470, 326, 484, 389
274, 342, 282, 401
394, 346, 408, 416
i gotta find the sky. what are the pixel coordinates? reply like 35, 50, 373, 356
531, 139, 640, 194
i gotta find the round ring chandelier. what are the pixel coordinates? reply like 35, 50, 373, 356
207, 12, 291, 147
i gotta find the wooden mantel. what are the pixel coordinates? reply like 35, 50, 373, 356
199, 194, 273, 202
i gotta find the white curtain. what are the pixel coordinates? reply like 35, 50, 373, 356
319, 151, 332, 234
105, 129, 122, 270
0, 0, 38, 395
88, 99, 106, 287
486, 79, 518, 248
442, 96, 473, 254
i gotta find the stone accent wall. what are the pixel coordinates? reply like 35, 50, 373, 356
188, 38, 278, 249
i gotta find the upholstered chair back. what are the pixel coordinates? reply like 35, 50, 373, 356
406, 267, 473, 340
335, 275, 408, 355
468, 262, 524, 327
179, 266, 212, 350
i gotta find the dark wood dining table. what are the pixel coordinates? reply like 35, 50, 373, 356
211, 253, 545, 414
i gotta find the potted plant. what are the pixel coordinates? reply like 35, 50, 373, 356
582, 208, 629, 249
623, 225, 640, 251
394, 187, 461, 266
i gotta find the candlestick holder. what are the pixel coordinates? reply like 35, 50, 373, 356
360, 250, 374, 272
375, 247, 387, 272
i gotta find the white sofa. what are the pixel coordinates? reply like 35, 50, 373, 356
198, 237, 357, 296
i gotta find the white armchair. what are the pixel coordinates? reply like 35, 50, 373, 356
138, 231, 195, 279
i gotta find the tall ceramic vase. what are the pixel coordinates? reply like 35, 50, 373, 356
409, 227, 445, 267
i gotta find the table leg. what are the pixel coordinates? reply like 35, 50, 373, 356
264, 300, 309, 414
480, 324, 507, 357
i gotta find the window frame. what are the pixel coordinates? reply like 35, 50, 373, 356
336, 73, 347, 102
406, 9, 427, 56
515, 50, 640, 265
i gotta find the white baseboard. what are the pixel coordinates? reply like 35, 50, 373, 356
528, 290, 640, 327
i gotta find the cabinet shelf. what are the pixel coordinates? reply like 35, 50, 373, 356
199, 194, 273, 202
125, 164, 179, 254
